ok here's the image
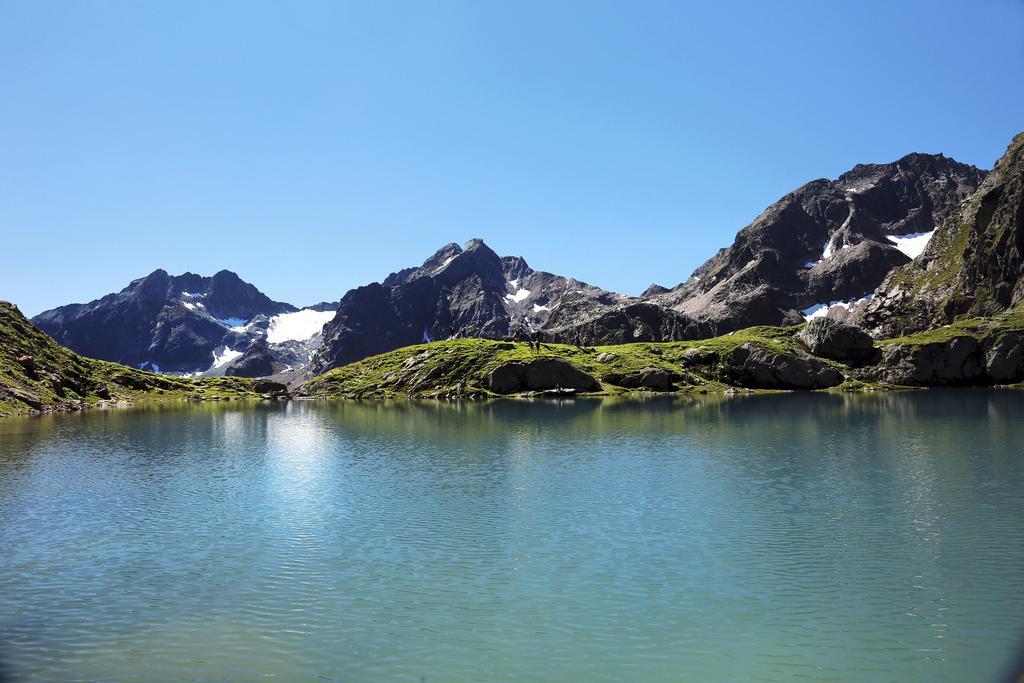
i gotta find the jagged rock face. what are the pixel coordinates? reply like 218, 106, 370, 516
642, 153, 986, 336
863, 133, 1024, 338
310, 239, 625, 373
31, 270, 324, 375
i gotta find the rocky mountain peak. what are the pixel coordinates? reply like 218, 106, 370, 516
32, 270, 299, 373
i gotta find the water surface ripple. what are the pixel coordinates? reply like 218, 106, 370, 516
1, 392, 1023, 681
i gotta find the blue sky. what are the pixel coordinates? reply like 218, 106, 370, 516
2, 1, 1023, 316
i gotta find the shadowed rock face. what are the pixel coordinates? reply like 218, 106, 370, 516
225, 340, 278, 378
486, 359, 601, 394
863, 132, 1024, 338
32, 270, 296, 373
722, 343, 844, 390
799, 318, 877, 362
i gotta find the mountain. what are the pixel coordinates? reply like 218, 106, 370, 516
25, 144, 1004, 382
550, 152, 986, 343
863, 132, 1024, 338
310, 239, 625, 373
309, 151, 985, 370
32, 270, 336, 376
0, 301, 286, 417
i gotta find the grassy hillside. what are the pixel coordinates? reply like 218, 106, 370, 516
300, 325, 847, 399
1, 301, 285, 417
878, 307, 1024, 347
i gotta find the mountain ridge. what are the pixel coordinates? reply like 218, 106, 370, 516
21, 137, 1018, 386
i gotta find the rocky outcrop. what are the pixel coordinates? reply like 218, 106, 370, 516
864, 132, 1024, 338
486, 359, 602, 394
799, 318, 877, 362
874, 337, 985, 386
870, 326, 1024, 387
602, 366, 685, 391
721, 343, 844, 390
225, 340, 278, 378
985, 332, 1024, 382
545, 302, 711, 345
251, 379, 289, 398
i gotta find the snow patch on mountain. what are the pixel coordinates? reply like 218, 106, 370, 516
802, 294, 874, 321
266, 309, 334, 344
506, 288, 531, 304
211, 346, 243, 368
887, 230, 935, 259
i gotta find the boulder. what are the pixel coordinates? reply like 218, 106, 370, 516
985, 332, 1024, 383
10, 386, 43, 410
251, 380, 289, 397
723, 343, 843, 390
15, 355, 37, 379
604, 366, 681, 391
877, 336, 985, 386
799, 318, 877, 362
679, 347, 718, 366
486, 359, 601, 394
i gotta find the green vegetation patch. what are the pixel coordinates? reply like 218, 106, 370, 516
0, 301, 280, 417
878, 307, 1024, 348
302, 324, 821, 399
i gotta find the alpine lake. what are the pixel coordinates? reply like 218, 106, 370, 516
1, 391, 1023, 682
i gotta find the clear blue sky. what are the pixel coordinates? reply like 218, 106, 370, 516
3, 1, 1023, 316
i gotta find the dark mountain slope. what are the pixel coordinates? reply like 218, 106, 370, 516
32, 270, 300, 374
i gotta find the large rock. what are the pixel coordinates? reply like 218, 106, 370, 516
251, 379, 289, 397
486, 359, 601, 394
723, 343, 844, 390
876, 336, 985, 386
799, 318, 877, 362
985, 332, 1024, 383
603, 366, 683, 391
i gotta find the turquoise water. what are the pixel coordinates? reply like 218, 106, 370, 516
1, 393, 1023, 682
